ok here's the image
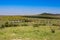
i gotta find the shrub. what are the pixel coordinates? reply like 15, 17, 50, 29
52, 24, 60, 26
4, 22, 9, 27
13, 24, 19, 27
0, 25, 5, 28
0, 22, 19, 28
51, 29, 55, 33
33, 24, 39, 27
50, 26, 55, 33
21, 23, 28, 26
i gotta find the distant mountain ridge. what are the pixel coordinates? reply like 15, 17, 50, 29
38, 13, 60, 16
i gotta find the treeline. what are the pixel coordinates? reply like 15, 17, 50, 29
24, 16, 60, 19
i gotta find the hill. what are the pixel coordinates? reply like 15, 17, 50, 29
24, 13, 60, 19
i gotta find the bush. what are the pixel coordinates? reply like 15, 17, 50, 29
0, 25, 5, 28
21, 23, 28, 26
39, 24, 46, 26
4, 22, 9, 27
52, 24, 60, 26
51, 29, 55, 33
13, 24, 19, 27
0, 22, 19, 28
33, 24, 39, 27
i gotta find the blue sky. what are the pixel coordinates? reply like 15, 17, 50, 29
0, 0, 60, 15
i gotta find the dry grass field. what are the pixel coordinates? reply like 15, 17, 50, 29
0, 15, 60, 40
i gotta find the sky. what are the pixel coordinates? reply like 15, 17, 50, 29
0, 0, 60, 15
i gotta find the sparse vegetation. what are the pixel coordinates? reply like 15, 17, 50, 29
0, 14, 60, 40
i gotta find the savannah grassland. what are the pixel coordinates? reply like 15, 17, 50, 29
0, 15, 60, 40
